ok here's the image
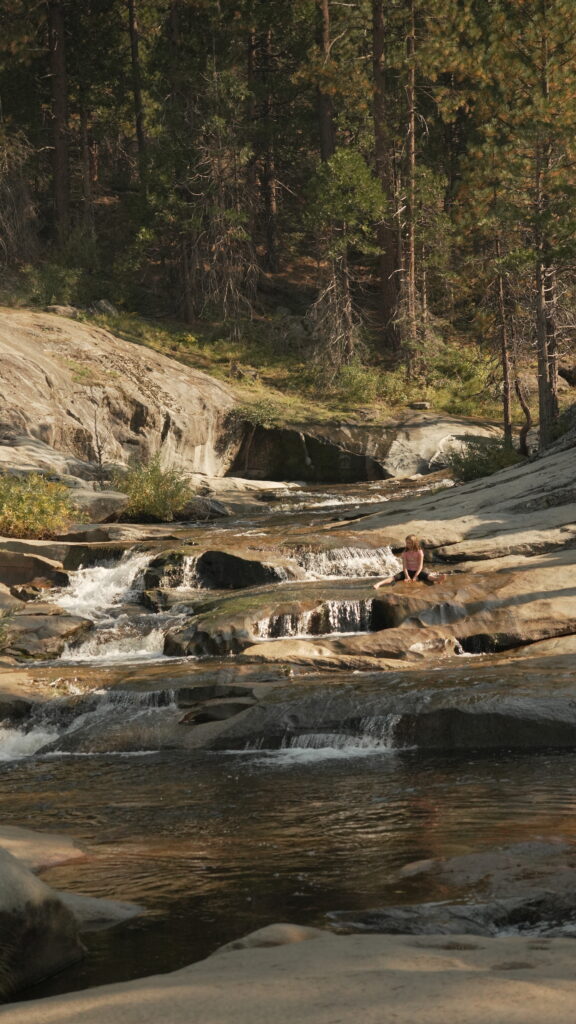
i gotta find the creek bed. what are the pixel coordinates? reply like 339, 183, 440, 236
5, 745, 576, 1001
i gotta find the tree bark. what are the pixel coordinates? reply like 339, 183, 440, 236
405, 0, 418, 366
495, 237, 513, 448
261, 28, 279, 272
372, 0, 400, 350
127, 0, 147, 190
47, 0, 70, 241
317, 0, 335, 161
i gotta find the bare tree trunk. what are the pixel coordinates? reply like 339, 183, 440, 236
47, 0, 70, 241
372, 0, 400, 350
405, 0, 418, 366
127, 0, 147, 190
514, 377, 532, 457
495, 238, 513, 448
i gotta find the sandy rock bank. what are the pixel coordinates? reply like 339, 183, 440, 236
4, 929, 576, 1024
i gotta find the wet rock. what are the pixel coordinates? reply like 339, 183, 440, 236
329, 892, 576, 938
3, 606, 93, 660
202, 649, 576, 752
399, 840, 576, 900
0, 693, 32, 722
176, 684, 255, 706
195, 550, 291, 589
0, 846, 84, 996
180, 699, 257, 724
145, 548, 297, 593
60, 892, 142, 932
163, 581, 377, 657
0, 550, 68, 588
177, 496, 231, 521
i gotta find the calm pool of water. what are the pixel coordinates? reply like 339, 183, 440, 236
4, 745, 576, 1000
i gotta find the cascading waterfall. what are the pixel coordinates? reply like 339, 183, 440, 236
253, 599, 374, 639
56, 551, 168, 663
56, 551, 152, 618
297, 546, 401, 579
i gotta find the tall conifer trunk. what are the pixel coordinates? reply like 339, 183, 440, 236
47, 0, 70, 241
317, 0, 335, 162
495, 237, 513, 448
127, 0, 147, 190
261, 28, 278, 272
405, 0, 418, 366
372, 0, 399, 350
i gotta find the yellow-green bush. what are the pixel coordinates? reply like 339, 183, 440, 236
113, 455, 194, 522
0, 474, 79, 538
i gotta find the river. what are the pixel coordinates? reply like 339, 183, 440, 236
2, 480, 573, 1001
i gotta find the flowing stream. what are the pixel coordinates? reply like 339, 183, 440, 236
0, 479, 569, 1003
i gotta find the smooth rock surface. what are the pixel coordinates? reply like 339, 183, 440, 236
4, 931, 576, 1024
0, 307, 239, 482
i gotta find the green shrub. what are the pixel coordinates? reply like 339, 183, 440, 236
0, 474, 80, 538
113, 455, 194, 522
444, 437, 524, 481
231, 398, 281, 428
333, 360, 381, 403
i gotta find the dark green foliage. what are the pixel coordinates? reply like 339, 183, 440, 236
0, 0, 574, 436
445, 438, 524, 482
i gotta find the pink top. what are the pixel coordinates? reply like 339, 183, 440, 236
403, 548, 423, 572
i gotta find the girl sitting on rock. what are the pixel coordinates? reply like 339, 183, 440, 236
374, 535, 445, 589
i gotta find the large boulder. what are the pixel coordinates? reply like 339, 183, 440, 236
0, 846, 84, 996
2, 604, 93, 660
0, 550, 68, 588
0, 307, 239, 482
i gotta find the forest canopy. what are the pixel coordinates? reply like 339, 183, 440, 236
1, 0, 575, 446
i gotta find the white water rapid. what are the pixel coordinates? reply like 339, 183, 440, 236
298, 546, 401, 579
56, 552, 169, 663
254, 599, 374, 639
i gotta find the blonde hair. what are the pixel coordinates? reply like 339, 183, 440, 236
405, 534, 421, 550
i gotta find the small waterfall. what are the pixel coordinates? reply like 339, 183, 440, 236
52, 551, 172, 664
297, 546, 401, 579
61, 622, 166, 664
177, 555, 200, 589
247, 715, 402, 756
0, 688, 180, 760
96, 689, 177, 709
56, 551, 152, 619
254, 599, 374, 639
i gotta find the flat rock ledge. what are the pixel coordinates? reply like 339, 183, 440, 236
4, 928, 576, 1024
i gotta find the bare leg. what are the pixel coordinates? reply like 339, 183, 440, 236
373, 576, 396, 589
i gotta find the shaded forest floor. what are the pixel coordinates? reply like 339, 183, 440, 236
1, 266, 569, 431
